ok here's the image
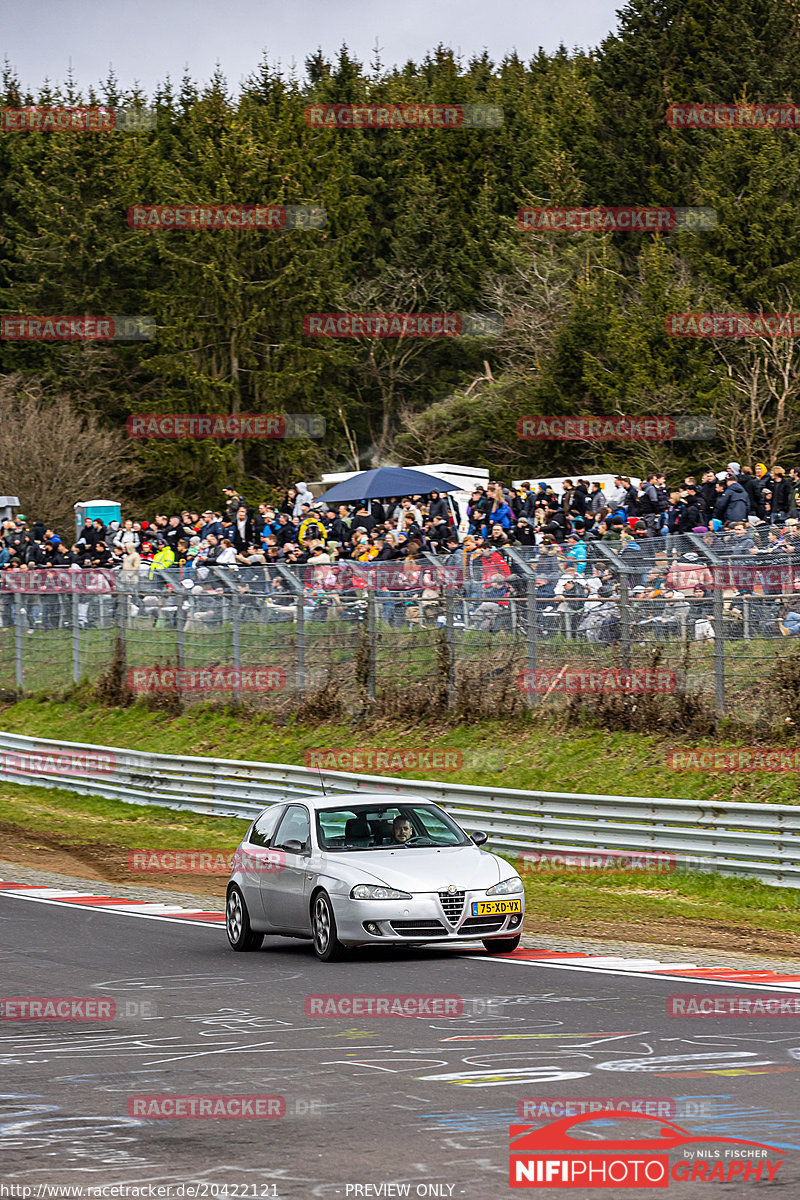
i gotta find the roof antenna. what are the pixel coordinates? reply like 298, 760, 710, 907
317, 766, 327, 795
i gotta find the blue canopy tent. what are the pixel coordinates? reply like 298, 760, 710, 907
313, 467, 462, 530
314, 467, 460, 506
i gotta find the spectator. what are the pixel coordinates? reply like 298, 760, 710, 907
769, 466, 794, 524
488, 483, 514, 530
590, 481, 607, 516
293, 482, 314, 517
715, 473, 750, 525
229, 505, 255, 554
638, 473, 668, 534
216, 537, 237, 565
565, 534, 587, 574
113, 519, 140, 551
472, 572, 510, 631
428, 490, 450, 522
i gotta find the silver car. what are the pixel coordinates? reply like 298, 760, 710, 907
226, 791, 525, 961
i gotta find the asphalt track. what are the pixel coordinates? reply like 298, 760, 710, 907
2, 893, 800, 1198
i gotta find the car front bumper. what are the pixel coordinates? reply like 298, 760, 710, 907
332, 890, 524, 945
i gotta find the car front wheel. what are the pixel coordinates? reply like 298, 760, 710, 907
311, 891, 345, 962
226, 886, 264, 952
483, 934, 521, 954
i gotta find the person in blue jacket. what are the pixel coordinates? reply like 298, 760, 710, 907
488, 483, 514, 530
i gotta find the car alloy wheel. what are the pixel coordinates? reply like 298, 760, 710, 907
226, 885, 264, 952
311, 892, 344, 962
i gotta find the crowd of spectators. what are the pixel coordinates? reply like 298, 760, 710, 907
7, 461, 800, 635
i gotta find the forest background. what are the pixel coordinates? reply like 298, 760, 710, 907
3, 0, 800, 530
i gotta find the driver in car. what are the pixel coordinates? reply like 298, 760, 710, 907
391, 816, 414, 844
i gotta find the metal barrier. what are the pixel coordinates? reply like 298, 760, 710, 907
1, 731, 799, 887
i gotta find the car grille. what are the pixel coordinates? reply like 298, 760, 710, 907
389, 920, 447, 937
460, 916, 506, 934
438, 890, 465, 923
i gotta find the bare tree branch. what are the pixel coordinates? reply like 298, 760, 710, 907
0, 375, 138, 537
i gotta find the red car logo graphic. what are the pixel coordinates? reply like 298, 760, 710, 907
510, 1111, 780, 1154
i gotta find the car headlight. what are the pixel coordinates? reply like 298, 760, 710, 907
486, 877, 524, 896
350, 884, 413, 900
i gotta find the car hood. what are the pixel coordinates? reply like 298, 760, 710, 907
319, 844, 508, 892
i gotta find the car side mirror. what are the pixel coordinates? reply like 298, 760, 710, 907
470, 831, 489, 846
282, 838, 308, 855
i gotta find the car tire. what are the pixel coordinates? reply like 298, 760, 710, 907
311, 891, 345, 962
483, 934, 521, 954
226, 886, 264, 952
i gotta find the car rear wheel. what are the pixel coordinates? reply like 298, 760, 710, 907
311, 891, 345, 962
483, 934, 521, 954
226, 886, 264, 952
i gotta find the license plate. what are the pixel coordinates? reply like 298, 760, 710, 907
471, 899, 521, 916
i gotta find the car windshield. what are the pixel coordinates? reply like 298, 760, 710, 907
316, 803, 469, 851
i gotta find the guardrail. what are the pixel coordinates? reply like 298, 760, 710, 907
0, 731, 798, 887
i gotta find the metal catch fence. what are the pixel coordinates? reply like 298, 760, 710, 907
0, 530, 800, 719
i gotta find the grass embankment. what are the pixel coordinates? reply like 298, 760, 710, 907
3, 696, 800, 803
1, 698, 799, 955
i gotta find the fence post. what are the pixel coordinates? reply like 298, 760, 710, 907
713, 586, 725, 716
619, 574, 631, 669
232, 590, 241, 703
445, 589, 456, 710
295, 595, 305, 694
14, 597, 23, 690
117, 590, 127, 679
71, 592, 80, 684
176, 595, 185, 669
526, 576, 538, 707
367, 587, 377, 701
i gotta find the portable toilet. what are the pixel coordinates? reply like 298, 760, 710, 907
75, 499, 122, 541
0, 496, 20, 522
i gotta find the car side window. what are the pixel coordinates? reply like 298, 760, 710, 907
248, 806, 284, 848
273, 805, 311, 851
